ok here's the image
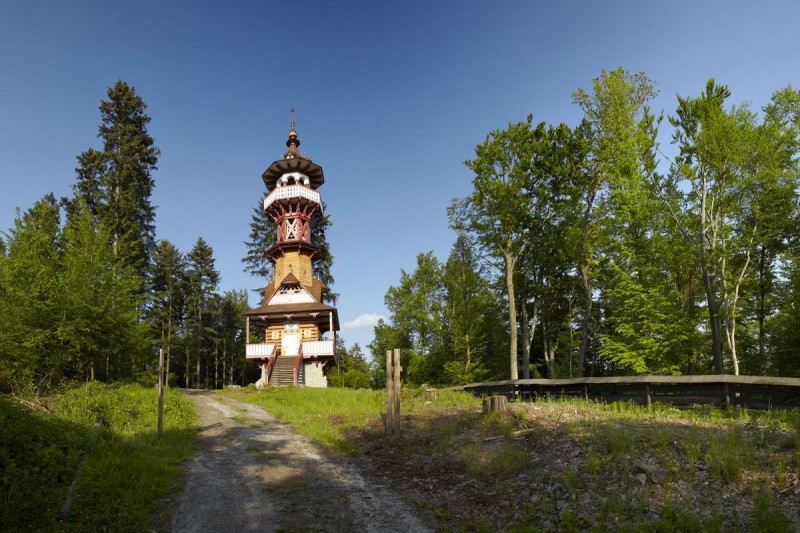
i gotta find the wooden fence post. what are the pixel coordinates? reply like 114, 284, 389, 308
384, 349, 402, 435
393, 348, 401, 435
385, 350, 394, 434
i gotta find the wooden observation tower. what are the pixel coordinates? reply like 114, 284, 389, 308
244, 115, 339, 387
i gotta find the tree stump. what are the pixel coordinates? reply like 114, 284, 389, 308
482, 395, 509, 414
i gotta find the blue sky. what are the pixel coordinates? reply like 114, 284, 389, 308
1, 1, 799, 351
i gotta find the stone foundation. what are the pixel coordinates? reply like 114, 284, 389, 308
303, 360, 328, 388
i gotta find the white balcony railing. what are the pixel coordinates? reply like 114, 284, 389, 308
301, 340, 335, 358
263, 185, 320, 211
246, 343, 277, 359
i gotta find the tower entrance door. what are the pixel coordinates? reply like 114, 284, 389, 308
282, 332, 300, 356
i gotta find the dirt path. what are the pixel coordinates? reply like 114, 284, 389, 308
168, 390, 431, 533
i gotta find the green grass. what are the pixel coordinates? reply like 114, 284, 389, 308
227, 385, 477, 455
753, 490, 794, 533
228, 386, 384, 454
0, 382, 195, 531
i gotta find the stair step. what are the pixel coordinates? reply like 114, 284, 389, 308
269, 356, 304, 386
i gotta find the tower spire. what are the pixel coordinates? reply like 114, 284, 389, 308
285, 107, 300, 159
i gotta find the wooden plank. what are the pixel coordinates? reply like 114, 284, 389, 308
393, 349, 401, 435
385, 350, 393, 435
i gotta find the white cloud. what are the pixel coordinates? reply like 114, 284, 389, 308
342, 313, 386, 330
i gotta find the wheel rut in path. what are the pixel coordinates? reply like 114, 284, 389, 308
169, 390, 431, 533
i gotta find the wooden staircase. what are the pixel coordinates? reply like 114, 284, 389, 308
269, 355, 303, 386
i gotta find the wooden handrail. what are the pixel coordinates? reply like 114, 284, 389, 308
293, 345, 303, 385
265, 350, 278, 383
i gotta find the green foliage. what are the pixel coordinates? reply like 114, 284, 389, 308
184, 237, 220, 388
0, 196, 147, 391
0, 196, 62, 392
375, 239, 505, 386
0, 383, 194, 531
74, 80, 159, 284
59, 201, 147, 381
451, 116, 543, 380
367, 319, 410, 388
442, 360, 489, 385
379, 69, 800, 381
0, 396, 83, 530
328, 341, 372, 389
600, 269, 691, 374
385, 251, 444, 356
241, 195, 276, 284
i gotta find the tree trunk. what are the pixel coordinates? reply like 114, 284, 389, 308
521, 299, 539, 379
229, 342, 234, 385
521, 296, 530, 379
578, 262, 592, 377
542, 320, 557, 378
222, 342, 227, 388
166, 310, 172, 388
702, 269, 724, 374
577, 183, 597, 379
504, 248, 519, 380
757, 246, 767, 374
482, 395, 509, 414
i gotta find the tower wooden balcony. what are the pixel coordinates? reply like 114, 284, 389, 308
263, 184, 321, 211
245, 339, 334, 360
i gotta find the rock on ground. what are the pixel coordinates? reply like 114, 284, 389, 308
168, 390, 431, 533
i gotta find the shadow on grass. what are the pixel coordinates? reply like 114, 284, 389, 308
0, 392, 195, 532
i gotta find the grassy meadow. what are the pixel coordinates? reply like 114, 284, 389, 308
0, 382, 195, 531
230, 386, 800, 532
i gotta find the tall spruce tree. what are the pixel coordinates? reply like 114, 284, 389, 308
242, 195, 275, 282
148, 240, 187, 386
74, 80, 159, 285
185, 238, 219, 388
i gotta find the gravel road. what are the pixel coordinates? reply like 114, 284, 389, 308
168, 390, 431, 533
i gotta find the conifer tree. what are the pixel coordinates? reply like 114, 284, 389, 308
148, 240, 187, 386
74, 80, 159, 285
185, 238, 219, 388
